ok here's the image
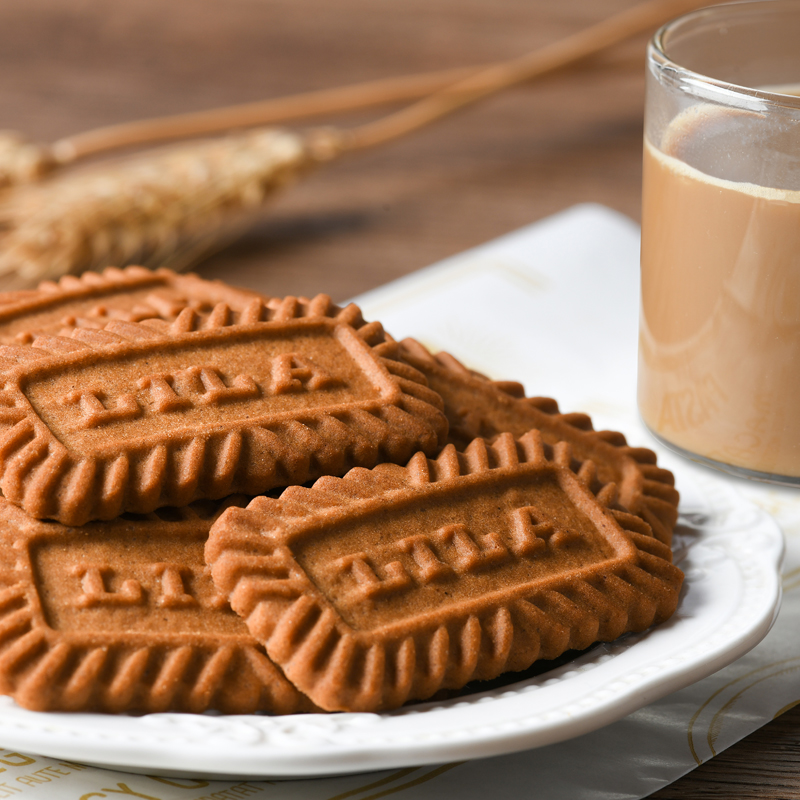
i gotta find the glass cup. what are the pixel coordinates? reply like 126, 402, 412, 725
638, 0, 800, 486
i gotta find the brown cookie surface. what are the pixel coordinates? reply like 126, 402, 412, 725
0, 497, 315, 714
0, 294, 446, 524
0, 266, 264, 344
206, 432, 683, 713
400, 338, 679, 545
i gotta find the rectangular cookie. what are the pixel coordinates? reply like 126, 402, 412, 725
206, 431, 683, 712
0, 497, 315, 714
0, 294, 447, 524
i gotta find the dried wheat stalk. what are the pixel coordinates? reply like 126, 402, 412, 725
0, 0, 702, 286
0, 129, 343, 285
0, 132, 55, 189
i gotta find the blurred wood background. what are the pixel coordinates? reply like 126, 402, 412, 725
1, 0, 798, 796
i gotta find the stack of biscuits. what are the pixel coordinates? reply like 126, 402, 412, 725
0, 267, 682, 714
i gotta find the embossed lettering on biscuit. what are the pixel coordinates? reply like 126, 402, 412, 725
399, 337, 680, 546
0, 291, 446, 524
0, 498, 314, 714
207, 432, 684, 713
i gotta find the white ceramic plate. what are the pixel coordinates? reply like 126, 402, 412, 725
0, 462, 782, 780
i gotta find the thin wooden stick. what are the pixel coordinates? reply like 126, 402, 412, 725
51, 55, 641, 166
51, 67, 480, 164
343, 0, 702, 151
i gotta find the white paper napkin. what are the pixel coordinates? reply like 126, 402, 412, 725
1, 204, 796, 800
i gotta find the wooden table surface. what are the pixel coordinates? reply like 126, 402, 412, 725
1, 0, 798, 796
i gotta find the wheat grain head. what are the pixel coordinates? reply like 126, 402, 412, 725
0, 132, 55, 189
0, 128, 341, 286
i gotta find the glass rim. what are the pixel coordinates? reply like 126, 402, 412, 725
650, 0, 800, 113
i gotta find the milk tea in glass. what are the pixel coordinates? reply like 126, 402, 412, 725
639, 1, 800, 484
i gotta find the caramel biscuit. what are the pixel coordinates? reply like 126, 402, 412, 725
0, 266, 264, 344
0, 295, 447, 524
207, 432, 683, 713
400, 338, 679, 545
0, 497, 315, 714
